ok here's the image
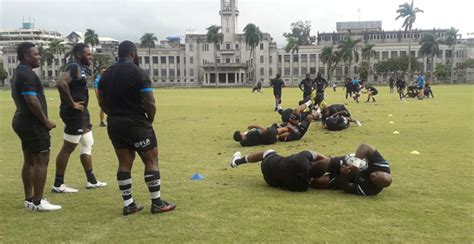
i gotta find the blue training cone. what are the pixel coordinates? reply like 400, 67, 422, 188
191, 173, 204, 180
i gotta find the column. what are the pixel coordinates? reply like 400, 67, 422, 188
225, 72, 229, 84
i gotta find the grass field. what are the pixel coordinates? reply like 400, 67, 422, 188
0, 85, 473, 243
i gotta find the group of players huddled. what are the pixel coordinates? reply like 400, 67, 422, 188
232, 73, 392, 196
11, 41, 175, 215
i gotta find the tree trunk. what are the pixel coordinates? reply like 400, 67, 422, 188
253, 47, 258, 86
215, 45, 218, 87
450, 45, 455, 85
408, 28, 413, 81
148, 47, 152, 81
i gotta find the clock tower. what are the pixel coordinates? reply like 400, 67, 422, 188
220, 0, 239, 42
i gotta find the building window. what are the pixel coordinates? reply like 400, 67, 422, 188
236, 58, 240, 63
400, 51, 407, 56
190, 68, 194, 76
169, 69, 175, 77
189, 44, 193, 51
226, 59, 230, 63
235, 44, 239, 50
391, 51, 398, 58
260, 68, 265, 76
278, 55, 282, 62
202, 44, 209, 51
301, 54, 308, 63
293, 55, 299, 62
144, 57, 150, 64
293, 67, 299, 76
177, 56, 180, 63
189, 57, 193, 64
310, 67, 317, 75
269, 68, 273, 77
161, 69, 167, 77
382, 51, 389, 60
153, 69, 159, 77
160, 56, 166, 63
260, 55, 264, 63
260, 43, 264, 50
269, 55, 272, 64
301, 67, 308, 75
216, 58, 220, 63
168, 56, 174, 64
226, 43, 230, 50
318, 67, 325, 75
152, 56, 158, 64
284, 68, 290, 76
284, 55, 290, 62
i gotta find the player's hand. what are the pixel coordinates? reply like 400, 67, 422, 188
45, 120, 56, 130
73, 101, 85, 111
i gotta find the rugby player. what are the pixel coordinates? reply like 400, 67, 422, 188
270, 74, 285, 111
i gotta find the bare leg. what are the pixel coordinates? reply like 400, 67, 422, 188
138, 148, 159, 172
55, 140, 78, 176
355, 143, 376, 159
22, 152, 35, 200
115, 149, 135, 172
246, 151, 265, 163
99, 110, 105, 124
32, 151, 50, 202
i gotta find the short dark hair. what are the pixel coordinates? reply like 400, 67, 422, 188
233, 131, 242, 142
281, 108, 293, 123
118, 40, 137, 58
276, 74, 281, 79
17, 42, 35, 61
72, 43, 88, 57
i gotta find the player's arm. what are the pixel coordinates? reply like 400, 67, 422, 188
298, 81, 304, 91
247, 125, 265, 131
286, 123, 298, 133
137, 70, 156, 123
56, 68, 84, 111
24, 95, 56, 130
339, 165, 358, 194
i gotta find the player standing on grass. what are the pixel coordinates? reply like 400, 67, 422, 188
298, 73, 313, 103
313, 72, 328, 106
270, 74, 285, 111
53, 43, 107, 194
11, 42, 61, 211
98, 40, 176, 215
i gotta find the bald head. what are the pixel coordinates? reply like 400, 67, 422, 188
370, 171, 392, 188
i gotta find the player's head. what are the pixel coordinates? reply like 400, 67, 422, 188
308, 161, 328, 179
17, 42, 40, 68
73, 43, 92, 66
305, 73, 310, 79
233, 131, 242, 142
370, 171, 392, 188
280, 108, 293, 123
276, 74, 281, 79
317, 72, 321, 78
118, 40, 138, 64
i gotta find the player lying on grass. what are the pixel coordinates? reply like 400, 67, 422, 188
233, 124, 286, 146
309, 143, 392, 196
278, 100, 315, 141
229, 143, 392, 195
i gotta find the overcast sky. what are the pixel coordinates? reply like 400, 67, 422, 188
0, 0, 471, 47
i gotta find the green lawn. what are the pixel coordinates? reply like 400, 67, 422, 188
0, 85, 473, 243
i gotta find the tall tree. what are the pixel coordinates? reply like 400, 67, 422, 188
445, 27, 460, 84
47, 39, 65, 77
140, 33, 158, 80
395, 0, 424, 80
320, 46, 341, 82
337, 35, 361, 78
285, 36, 299, 83
243, 23, 263, 84
283, 20, 316, 45
361, 43, 377, 81
419, 32, 444, 81
37, 44, 52, 79
206, 25, 223, 85
84, 29, 100, 75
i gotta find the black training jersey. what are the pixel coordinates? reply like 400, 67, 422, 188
240, 130, 261, 146
260, 127, 277, 145
270, 78, 285, 92
265, 151, 316, 191
396, 79, 406, 88
314, 77, 328, 93
98, 60, 153, 118
354, 151, 390, 196
321, 104, 350, 122
368, 86, 378, 93
299, 78, 313, 96
60, 62, 89, 111
11, 64, 47, 123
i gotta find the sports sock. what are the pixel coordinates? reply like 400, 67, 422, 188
54, 174, 64, 187
85, 169, 97, 184
235, 156, 248, 166
117, 171, 134, 207
304, 100, 312, 107
25, 197, 33, 202
144, 171, 162, 205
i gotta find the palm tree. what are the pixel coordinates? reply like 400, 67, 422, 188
206, 25, 223, 85
84, 29, 99, 73
419, 32, 444, 81
395, 0, 424, 80
47, 39, 65, 78
140, 33, 158, 80
285, 36, 299, 84
37, 44, 51, 79
337, 35, 361, 78
446, 27, 460, 84
361, 43, 377, 81
243, 23, 263, 84
320, 46, 341, 82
